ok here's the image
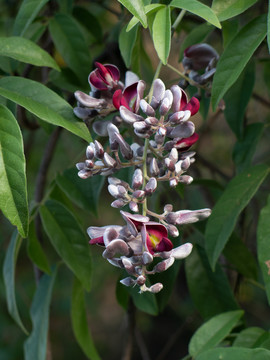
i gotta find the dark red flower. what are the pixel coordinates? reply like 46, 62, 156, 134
89, 62, 121, 90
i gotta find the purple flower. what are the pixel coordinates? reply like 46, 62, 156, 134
89, 62, 121, 90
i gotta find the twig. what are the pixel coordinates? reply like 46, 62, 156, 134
196, 154, 231, 181
34, 127, 62, 282
122, 298, 136, 360
135, 329, 151, 360
252, 92, 270, 109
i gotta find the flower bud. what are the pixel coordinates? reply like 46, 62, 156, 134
169, 178, 178, 187
153, 257, 175, 273
94, 140, 104, 158
144, 177, 157, 195
129, 201, 139, 212
152, 79, 165, 106
149, 283, 163, 293
132, 168, 143, 190
149, 158, 160, 177
86, 143, 95, 159
136, 275, 146, 286
85, 159, 94, 169
111, 199, 126, 208
103, 152, 117, 168
120, 277, 135, 287
78, 169, 92, 179
140, 99, 155, 116
76, 162, 85, 170
142, 251, 153, 265
120, 106, 144, 124
165, 158, 175, 172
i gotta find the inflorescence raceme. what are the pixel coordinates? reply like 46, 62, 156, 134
74, 62, 211, 293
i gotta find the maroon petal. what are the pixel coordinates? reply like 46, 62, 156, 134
89, 236, 105, 246
155, 236, 173, 252
179, 89, 188, 110
105, 64, 120, 82
121, 82, 138, 111
89, 69, 107, 90
183, 97, 200, 116
112, 89, 122, 109
175, 133, 199, 150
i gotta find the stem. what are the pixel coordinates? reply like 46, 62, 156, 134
142, 138, 150, 216
166, 63, 190, 82
245, 278, 265, 291
121, 298, 136, 360
171, 9, 186, 33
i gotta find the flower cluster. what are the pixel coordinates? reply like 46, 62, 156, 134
74, 62, 211, 293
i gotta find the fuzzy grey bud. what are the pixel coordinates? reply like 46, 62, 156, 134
132, 169, 143, 189
149, 283, 163, 293
78, 169, 92, 179
140, 99, 156, 116
111, 199, 126, 208
149, 158, 160, 177
94, 140, 104, 158
142, 251, 153, 265
144, 177, 157, 195
129, 201, 139, 212
103, 153, 117, 168
86, 143, 95, 159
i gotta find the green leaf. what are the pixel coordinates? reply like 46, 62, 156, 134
126, 4, 165, 32
56, 168, 105, 216
128, 283, 159, 315
224, 61, 255, 139
0, 37, 60, 71
179, 23, 213, 61
27, 222, 51, 275
0, 77, 91, 142
40, 200, 92, 291
205, 164, 269, 270
196, 347, 270, 360
223, 234, 257, 280
49, 13, 91, 85
170, 0, 221, 29
13, 0, 49, 36
211, 15, 267, 110
212, 0, 259, 22
233, 123, 264, 173
71, 277, 101, 360
72, 6, 103, 42
118, 0, 147, 28
185, 244, 238, 319
152, 6, 171, 64
257, 195, 270, 306
0, 105, 29, 237
222, 19, 239, 48
189, 310, 243, 357
3, 232, 28, 334
24, 268, 57, 360
119, 24, 139, 67
233, 327, 267, 348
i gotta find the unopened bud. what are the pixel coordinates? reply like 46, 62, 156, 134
111, 199, 126, 208
149, 283, 163, 293
142, 251, 153, 265
129, 201, 139, 212
144, 177, 157, 195
94, 140, 104, 159
86, 143, 95, 159
140, 99, 155, 116
78, 169, 92, 179
149, 158, 160, 177
132, 168, 143, 189
103, 153, 117, 168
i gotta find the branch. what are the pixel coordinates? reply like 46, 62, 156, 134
252, 92, 270, 109
34, 127, 62, 282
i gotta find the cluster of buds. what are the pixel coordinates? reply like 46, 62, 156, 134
182, 43, 219, 92
74, 62, 211, 293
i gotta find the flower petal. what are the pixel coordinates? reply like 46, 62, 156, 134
171, 243, 193, 259
183, 97, 200, 116
102, 239, 130, 259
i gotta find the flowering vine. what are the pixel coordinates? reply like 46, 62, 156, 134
74, 62, 211, 293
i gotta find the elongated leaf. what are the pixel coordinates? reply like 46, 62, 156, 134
27, 222, 51, 275
179, 23, 213, 61
257, 195, 270, 306
3, 232, 28, 334
0, 77, 91, 142
212, 0, 259, 22
222, 19, 239, 48
196, 347, 270, 360
24, 268, 57, 360
206, 165, 269, 270
189, 310, 243, 357
224, 61, 255, 139
13, 0, 49, 36
118, 0, 147, 28
212, 15, 267, 110
0, 37, 59, 71
119, 24, 139, 67
233, 123, 264, 173
0, 105, 28, 237
40, 200, 92, 291
71, 278, 101, 360
170, 0, 221, 28
152, 7, 171, 64
49, 13, 91, 85
223, 234, 257, 280
233, 327, 267, 348
56, 168, 105, 216
126, 4, 165, 32
185, 244, 238, 319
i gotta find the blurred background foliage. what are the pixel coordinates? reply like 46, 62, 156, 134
0, 0, 270, 359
